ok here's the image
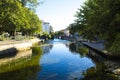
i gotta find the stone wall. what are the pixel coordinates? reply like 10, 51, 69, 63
0, 38, 41, 55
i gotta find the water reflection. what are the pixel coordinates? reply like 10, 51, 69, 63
81, 62, 119, 80
68, 42, 120, 80
0, 39, 119, 80
38, 40, 95, 80
0, 46, 43, 80
41, 44, 53, 54
68, 42, 88, 57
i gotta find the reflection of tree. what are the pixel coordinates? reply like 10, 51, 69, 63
68, 43, 120, 80
81, 62, 119, 80
77, 46, 89, 58
41, 44, 53, 54
68, 42, 89, 57
32, 46, 43, 55
69, 43, 77, 53
65, 42, 70, 47
49, 45, 53, 50
83, 49, 120, 80
0, 46, 43, 80
0, 66, 40, 80
87, 49, 105, 62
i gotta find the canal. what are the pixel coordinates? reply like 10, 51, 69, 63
0, 39, 119, 80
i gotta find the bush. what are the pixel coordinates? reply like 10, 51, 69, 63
15, 35, 25, 41
108, 34, 120, 56
0, 33, 6, 41
0, 35, 5, 41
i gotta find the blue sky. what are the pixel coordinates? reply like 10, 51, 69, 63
36, 0, 85, 31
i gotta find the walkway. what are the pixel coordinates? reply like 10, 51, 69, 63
0, 38, 41, 45
82, 42, 104, 51
0, 40, 27, 45
82, 42, 109, 56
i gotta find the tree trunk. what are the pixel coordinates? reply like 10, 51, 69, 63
14, 29, 16, 37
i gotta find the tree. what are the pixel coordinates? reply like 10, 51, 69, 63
73, 0, 120, 55
0, 0, 26, 36
21, 9, 42, 35
19, 0, 39, 7
0, 0, 42, 37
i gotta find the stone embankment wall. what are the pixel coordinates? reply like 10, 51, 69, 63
0, 38, 41, 55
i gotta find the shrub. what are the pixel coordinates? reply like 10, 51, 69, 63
0, 33, 5, 41
15, 35, 25, 41
108, 34, 120, 56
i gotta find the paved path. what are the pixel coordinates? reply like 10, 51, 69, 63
82, 42, 109, 55
0, 40, 28, 45
0, 38, 41, 45
82, 42, 104, 51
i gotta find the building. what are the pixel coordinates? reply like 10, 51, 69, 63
42, 21, 51, 34
63, 28, 70, 37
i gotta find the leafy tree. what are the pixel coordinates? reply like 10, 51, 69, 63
19, 0, 39, 7
72, 0, 120, 55
0, 0, 42, 37
0, 0, 26, 36
21, 9, 42, 35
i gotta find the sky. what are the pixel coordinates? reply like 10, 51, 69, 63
36, 0, 85, 31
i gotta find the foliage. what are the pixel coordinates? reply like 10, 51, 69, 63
50, 32, 55, 39
0, 34, 5, 41
109, 34, 120, 55
0, 0, 42, 37
54, 31, 64, 37
15, 35, 25, 41
19, 0, 40, 7
39, 32, 54, 40
70, 0, 120, 55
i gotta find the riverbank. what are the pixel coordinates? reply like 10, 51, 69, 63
82, 42, 120, 75
82, 42, 109, 57
61, 38, 120, 75
82, 42, 120, 59
61, 38, 119, 59
0, 38, 41, 55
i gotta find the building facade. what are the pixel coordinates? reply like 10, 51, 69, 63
63, 29, 70, 37
42, 21, 51, 34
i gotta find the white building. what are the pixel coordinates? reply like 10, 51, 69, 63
42, 21, 51, 34
63, 29, 70, 36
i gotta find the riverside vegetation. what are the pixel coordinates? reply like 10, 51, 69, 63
0, 0, 42, 38
69, 0, 120, 56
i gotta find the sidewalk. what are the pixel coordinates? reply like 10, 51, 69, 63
82, 42, 109, 56
0, 38, 41, 45
0, 40, 27, 45
82, 42, 104, 51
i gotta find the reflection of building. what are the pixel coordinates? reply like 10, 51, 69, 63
42, 21, 53, 34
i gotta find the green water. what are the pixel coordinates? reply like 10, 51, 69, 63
0, 39, 119, 80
